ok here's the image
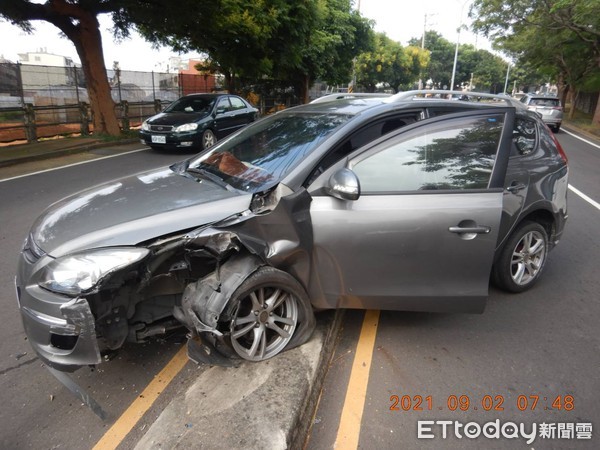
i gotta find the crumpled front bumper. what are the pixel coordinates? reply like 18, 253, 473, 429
16, 252, 101, 372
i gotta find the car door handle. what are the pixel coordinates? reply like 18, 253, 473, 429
448, 226, 491, 234
506, 182, 526, 193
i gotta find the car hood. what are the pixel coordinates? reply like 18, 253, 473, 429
147, 111, 210, 126
30, 167, 252, 258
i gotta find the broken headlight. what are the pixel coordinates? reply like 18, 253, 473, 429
39, 247, 149, 296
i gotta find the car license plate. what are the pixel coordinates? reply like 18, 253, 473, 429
151, 135, 166, 144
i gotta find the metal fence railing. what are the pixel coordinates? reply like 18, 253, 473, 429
0, 62, 309, 144
0, 62, 213, 144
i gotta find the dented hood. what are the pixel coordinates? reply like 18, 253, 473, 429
30, 166, 252, 257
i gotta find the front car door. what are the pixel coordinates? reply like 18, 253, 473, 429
307, 109, 514, 313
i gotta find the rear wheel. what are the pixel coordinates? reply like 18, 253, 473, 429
553, 124, 561, 133
228, 267, 304, 361
492, 221, 549, 293
202, 129, 216, 149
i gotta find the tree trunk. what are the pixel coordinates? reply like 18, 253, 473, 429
593, 92, 600, 128
568, 89, 579, 120
299, 74, 310, 104
68, 13, 120, 136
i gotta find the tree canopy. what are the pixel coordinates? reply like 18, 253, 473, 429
470, 0, 600, 124
1, 0, 374, 132
355, 33, 429, 93
408, 31, 508, 93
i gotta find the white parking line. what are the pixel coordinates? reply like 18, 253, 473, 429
569, 185, 600, 211
562, 129, 600, 149
0, 147, 150, 183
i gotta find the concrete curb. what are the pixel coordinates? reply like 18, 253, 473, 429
133, 310, 344, 450
291, 309, 345, 450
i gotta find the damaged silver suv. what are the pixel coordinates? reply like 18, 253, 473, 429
16, 91, 568, 373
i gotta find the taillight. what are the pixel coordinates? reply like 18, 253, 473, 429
552, 106, 563, 111
551, 133, 568, 163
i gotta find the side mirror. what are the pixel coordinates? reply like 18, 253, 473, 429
328, 168, 360, 201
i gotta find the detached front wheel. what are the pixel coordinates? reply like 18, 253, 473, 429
228, 267, 304, 361
493, 221, 549, 293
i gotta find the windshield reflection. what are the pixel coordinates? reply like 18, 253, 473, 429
188, 113, 351, 192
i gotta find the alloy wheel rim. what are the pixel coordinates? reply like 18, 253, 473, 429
230, 286, 298, 361
510, 230, 546, 286
203, 131, 215, 148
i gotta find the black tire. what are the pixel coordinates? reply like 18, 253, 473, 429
201, 129, 216, 150
492, 221, 549, 293
226, 267, 307, 361
553, 124, 561, 133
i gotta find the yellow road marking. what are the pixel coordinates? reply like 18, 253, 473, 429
335, 309, 381, 449
93, 345, 189, 450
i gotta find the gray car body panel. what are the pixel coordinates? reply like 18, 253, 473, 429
15, 96, 568, 374
30, 167, 252, 257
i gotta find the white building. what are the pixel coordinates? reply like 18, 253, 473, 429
18, 48, 75, 67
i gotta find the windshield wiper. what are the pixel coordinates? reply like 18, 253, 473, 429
185, 166, 232, 190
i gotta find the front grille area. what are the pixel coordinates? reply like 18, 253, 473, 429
150, 125, 174, 132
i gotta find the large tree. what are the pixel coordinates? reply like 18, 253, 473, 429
356, 33, 429, 92
471, 0, 600, 125
409, 31, 457, 89
123, 0, 373, 103
1, 1, 122, 135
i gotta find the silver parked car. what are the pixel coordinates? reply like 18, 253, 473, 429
519, 94, 563, 132
16, 91, 568, 373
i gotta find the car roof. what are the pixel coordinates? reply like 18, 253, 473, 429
282, 90, 525, 119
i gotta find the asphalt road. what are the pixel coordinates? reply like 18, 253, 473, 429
308, 129, 600, 449
0, 146, 201, 449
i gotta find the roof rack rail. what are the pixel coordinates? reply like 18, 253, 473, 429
310, 93, 391, 104
385, 90, 525, 108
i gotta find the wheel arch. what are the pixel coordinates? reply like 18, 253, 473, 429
495, 207, 555, 262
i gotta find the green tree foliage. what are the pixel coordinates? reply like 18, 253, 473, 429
355, 33, 429, 93
471, 0, 600, 124
408, 31, 507, 92
409, 31, 456, 89
121, 0, 374, 102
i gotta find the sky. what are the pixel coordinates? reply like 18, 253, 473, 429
0, 0, 493, 72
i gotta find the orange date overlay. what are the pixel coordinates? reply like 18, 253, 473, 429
389, 395, 575, 412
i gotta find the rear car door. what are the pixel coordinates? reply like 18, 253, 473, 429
308, 109, 514, 313
214, 97, 238, 138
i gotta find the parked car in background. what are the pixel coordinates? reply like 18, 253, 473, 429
18, 90, 568, 374
519, 94, 563, 132
139, 93, 258, 151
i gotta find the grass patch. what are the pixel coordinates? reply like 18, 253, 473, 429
563, 106, 600, 138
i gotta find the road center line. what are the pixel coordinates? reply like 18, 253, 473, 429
562, 129, 600, 149
92, 345, 189, 450
335, 309, 380, 449
0, 147, 149, 183
569, 184, 600, 211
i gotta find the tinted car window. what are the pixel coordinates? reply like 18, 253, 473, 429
353, 114, 504, 192
530, 98, 560, 107
229, 97, 247, 110
164, 96, 215, 113
217, 97, 232, 112
512, 117, 537, 155
189, 113, 352, 192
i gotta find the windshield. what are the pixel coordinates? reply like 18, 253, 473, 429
165, 96, 216, 113
187, 112, 352, 192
